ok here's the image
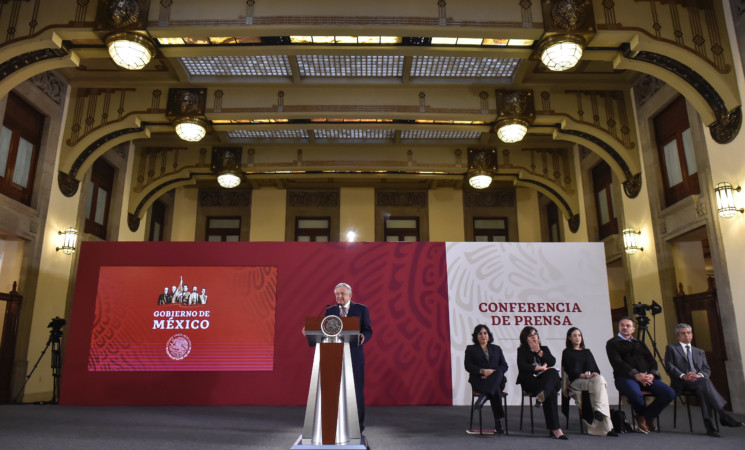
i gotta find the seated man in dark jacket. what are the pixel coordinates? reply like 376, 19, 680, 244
606, 316, 674, 434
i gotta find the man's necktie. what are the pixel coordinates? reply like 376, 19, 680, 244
340, 306, 346, 317
686, 345, 695, 372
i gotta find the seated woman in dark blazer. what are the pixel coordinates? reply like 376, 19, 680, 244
464, 324, 508, 433
516, 326, 567, 440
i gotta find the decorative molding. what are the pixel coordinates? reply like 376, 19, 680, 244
288, 190, 339, 207
0, 48, 68, 82
199, 189, 251, 207
31, 71, 66, 104
623, 172, 642, 199
624, 47, 741, 143
57, 171, 80, 197
127, 213, 140, 232
68, 127, 145, 178
376, 191, 427, 207
634, 73, 667, 107
464, 189, 515, 207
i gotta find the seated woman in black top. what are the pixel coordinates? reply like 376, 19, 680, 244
516, 326, 567, 440
464, 324, 508, 433
561, 327, 617, 437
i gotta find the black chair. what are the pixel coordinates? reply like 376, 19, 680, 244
519, 390, 539, 433
561, 370, 585, 434
468, 389, 509, 435
618, 391, 660, 432
673, 389, 719, 433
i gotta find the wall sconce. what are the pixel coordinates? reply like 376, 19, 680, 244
467, 148, 498, 189
96, 1, 155, 70
536, 0, 595, 72
494, 89, 535, 143
714, 182, 744, 218
56, 227, 78, 255
622, 227, 643, 254
167, 88, 209, 142
345, 229, 357, 242
212, 147, 242, 188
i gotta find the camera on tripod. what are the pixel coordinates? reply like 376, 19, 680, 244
632, 300, 662, 329
48, 316, 66, 339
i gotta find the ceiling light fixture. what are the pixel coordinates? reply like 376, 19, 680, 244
106, 32, 156, 70
212, 147, 243, 189
496, 119, 529, 143
494, 90, 535, 143
539, 34, 585, 71
217, 170, 242, 189
174, 116, 208, 142
467, 148, 498, 190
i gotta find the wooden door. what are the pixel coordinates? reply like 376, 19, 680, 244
673, 289, 730, 408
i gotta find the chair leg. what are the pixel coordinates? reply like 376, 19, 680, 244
578, 407, 584, 434
529, 395, 534, 434
673, 395, 678, 428
503, 394, 509, 435
469, 396, 475, 431
478, 406, 483, 435
520, 393, 525, 431
686, 396, 693, 433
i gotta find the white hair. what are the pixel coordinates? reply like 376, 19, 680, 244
334, 283, 352, 294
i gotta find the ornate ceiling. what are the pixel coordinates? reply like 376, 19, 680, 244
0, 0, 741, 232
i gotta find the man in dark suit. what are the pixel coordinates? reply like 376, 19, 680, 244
158, 287, 169, 305
325, 282, 373, 432
606, 316, 675, 433
664, 323, 743, 437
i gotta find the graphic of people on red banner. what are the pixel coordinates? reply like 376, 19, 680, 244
157, 276, 208, 306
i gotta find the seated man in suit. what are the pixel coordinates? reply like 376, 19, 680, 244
326, 282, 373, 432
606, 316, 675, 433
664, 323, 743, 437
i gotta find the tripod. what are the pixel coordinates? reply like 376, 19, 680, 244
636, 314, 665, 368
14, 318, 64, 404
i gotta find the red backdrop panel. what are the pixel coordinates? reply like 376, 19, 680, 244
89, 266, 276, 371
61, 241, 452, 406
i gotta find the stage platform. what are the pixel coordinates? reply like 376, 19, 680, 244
1, 404, 743, 449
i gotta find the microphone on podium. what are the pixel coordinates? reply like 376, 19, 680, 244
318, 304, 332, 317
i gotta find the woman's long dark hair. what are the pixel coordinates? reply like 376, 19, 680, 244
471, 324, 494, 345
565, 327, 585, 349
518, 326, 538, 348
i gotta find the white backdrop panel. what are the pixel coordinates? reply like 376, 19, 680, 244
446, 242, 618, 405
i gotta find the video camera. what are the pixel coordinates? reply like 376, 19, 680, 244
48, 316, 66, 330
632, 300, 662, 317
632, 301, 662, 329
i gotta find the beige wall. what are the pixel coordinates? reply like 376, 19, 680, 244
170, 187, 198, 241
250, 188, 287, 241
516, 188, 541, 242
116, 142, 146, 242
428, 188, 465, 241
340, 188, 375, 242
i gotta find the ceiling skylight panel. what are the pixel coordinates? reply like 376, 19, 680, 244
313, 129, 395, 139
227, 129, 309, 140
296, 55, 403, 77
401, 130, 482, 139
180, 55, 292, 77
410, 56, 520, 78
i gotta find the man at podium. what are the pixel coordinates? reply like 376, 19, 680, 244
326, 282, 373, 431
